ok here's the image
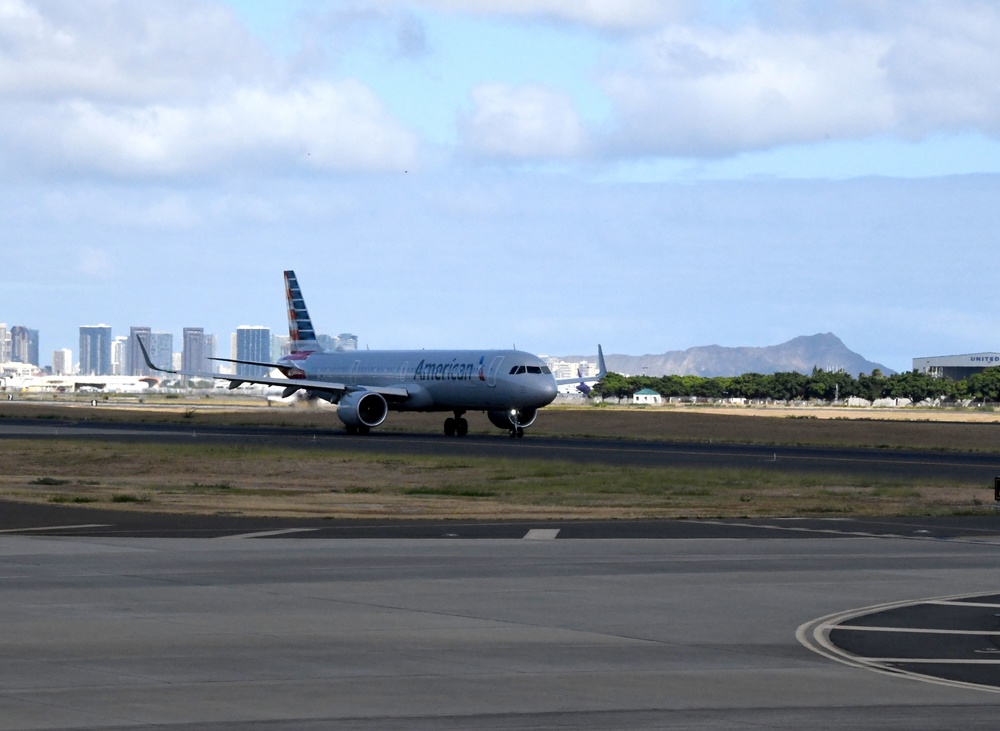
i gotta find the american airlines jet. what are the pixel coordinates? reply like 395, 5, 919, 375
138, 271, 605, 437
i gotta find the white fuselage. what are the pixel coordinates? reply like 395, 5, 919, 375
279, 348, 558, 413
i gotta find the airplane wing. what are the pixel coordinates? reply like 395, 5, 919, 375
134, 336, 408, 400
554, 344, 607, 386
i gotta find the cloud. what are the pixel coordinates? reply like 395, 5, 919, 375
0, 0, 271, 102
595, 2, 1000, 158
0, 1, 420, 177
600, 26, 894, 157
76, 245, 114, 279
460, 83, 586, 160
386, 0, 687, 32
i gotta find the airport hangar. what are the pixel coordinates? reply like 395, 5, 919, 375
912, 352, 1000, 380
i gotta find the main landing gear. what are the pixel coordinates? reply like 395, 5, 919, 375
443, 412, 469, 437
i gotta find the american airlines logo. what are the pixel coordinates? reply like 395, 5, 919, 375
413, 357, 485, 381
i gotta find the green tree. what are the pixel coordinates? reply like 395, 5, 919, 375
959, 367, 1000, 402
767, 371, 809, 401
594, 372, 634, 403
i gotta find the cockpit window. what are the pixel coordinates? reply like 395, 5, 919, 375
509, 364, 550, 375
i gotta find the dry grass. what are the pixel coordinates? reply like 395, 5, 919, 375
1, 398, 998, 519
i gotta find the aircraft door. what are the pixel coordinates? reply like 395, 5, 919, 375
350, 359, 361, 385
486, 356, 504, 387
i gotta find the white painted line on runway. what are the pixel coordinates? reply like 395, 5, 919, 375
523, 529, 560, 540
798, 590, 1000, 694
833, 625, 1000, 636
856, 658, 1000, 664
928, 599, 1000, 608
0, 524, 111, 533
218, 528, 321, 539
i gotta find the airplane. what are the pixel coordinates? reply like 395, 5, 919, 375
137, 270, 605, 437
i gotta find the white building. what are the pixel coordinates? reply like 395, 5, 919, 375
633, 388, 663, 405
111, 336, 129, 375
545, 357, 600, 380
52, 348, 73, 375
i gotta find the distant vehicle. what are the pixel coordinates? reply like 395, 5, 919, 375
138, 270, 604, 437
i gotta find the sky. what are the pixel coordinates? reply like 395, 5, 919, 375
4, 0, 1000, 372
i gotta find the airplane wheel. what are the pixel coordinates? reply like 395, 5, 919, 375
444, 417, 456, 436
456, 418, 468, 436
359, 425, 371, 435
345, 425, 359, 435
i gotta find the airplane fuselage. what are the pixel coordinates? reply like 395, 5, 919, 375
279, 348, 558, 413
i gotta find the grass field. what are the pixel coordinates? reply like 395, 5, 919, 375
2, 399, 999, 519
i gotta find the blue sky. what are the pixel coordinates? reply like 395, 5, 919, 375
3, 0, 1000, 372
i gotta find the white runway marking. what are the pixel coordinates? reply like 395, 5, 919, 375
0, 524, 111, 534
219, 528, 321, 539
523, 529, 560, 540
798, 591, 1000, 694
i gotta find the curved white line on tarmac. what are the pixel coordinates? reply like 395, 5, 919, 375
796, 591, 1000, 694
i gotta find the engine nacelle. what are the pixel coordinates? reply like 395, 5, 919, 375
337, 390, 388, 428
487, 408, 537, 431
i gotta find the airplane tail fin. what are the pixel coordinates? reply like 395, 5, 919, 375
284, 270, 321, 354
554, 345, 607, 390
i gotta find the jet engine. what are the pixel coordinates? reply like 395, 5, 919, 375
487, 408, 537, 431
337, 390, 388, 430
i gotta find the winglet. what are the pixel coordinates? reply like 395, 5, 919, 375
135, 334, 178, 374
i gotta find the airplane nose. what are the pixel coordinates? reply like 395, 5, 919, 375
538, 377, 558, 405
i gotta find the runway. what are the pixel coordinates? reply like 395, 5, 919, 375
3, 532, 1000, 729
4, 417, 1000, 727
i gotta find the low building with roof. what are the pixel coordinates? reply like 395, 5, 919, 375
633, 388, 662, 405
912, 353, 1000, 380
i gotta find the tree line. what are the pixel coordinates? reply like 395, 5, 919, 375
592, 367, 1000, 404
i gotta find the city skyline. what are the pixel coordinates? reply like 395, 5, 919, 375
0, 320, 367, 375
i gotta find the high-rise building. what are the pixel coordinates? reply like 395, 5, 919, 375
204, 334, 217, 373
9, 326, 37, 365
235, 326, 270, 378
111, 336, 129, 375
79, 325, 112, 375
149, 332, 173, 372
9, 326, 25, 363
182, 327, 206, 373
52, 348, 73, 375
0, 323, 8, 363
337, 333, 358, 351
127, 326, 152, 376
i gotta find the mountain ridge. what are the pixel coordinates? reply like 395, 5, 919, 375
562, 333, 893, 377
